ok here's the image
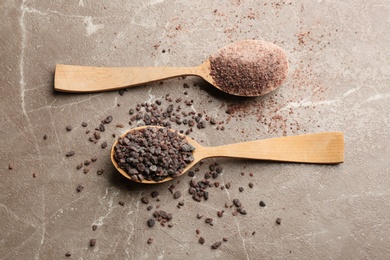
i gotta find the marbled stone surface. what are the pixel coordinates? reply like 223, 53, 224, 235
1, 0, 390, 259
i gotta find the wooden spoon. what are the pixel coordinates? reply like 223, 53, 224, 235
55, 40, 288, 97
111, 126, 344, 184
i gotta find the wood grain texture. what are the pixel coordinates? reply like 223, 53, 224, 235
193, 132, 344, 164
54, 61, 215, 93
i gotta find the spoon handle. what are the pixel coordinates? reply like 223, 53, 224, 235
202, 132, 344, 164
54, 64, 203, 93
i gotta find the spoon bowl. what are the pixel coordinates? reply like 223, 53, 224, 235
111, 126, 202, 184
55, 40, 288, 97
111, 126, 344, 184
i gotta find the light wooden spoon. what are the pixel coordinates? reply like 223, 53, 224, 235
54, 40, 288, 97
111, 126, 344, 184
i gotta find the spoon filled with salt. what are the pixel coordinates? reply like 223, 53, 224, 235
55, 40, 288, 97
111, 126, 344, 184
